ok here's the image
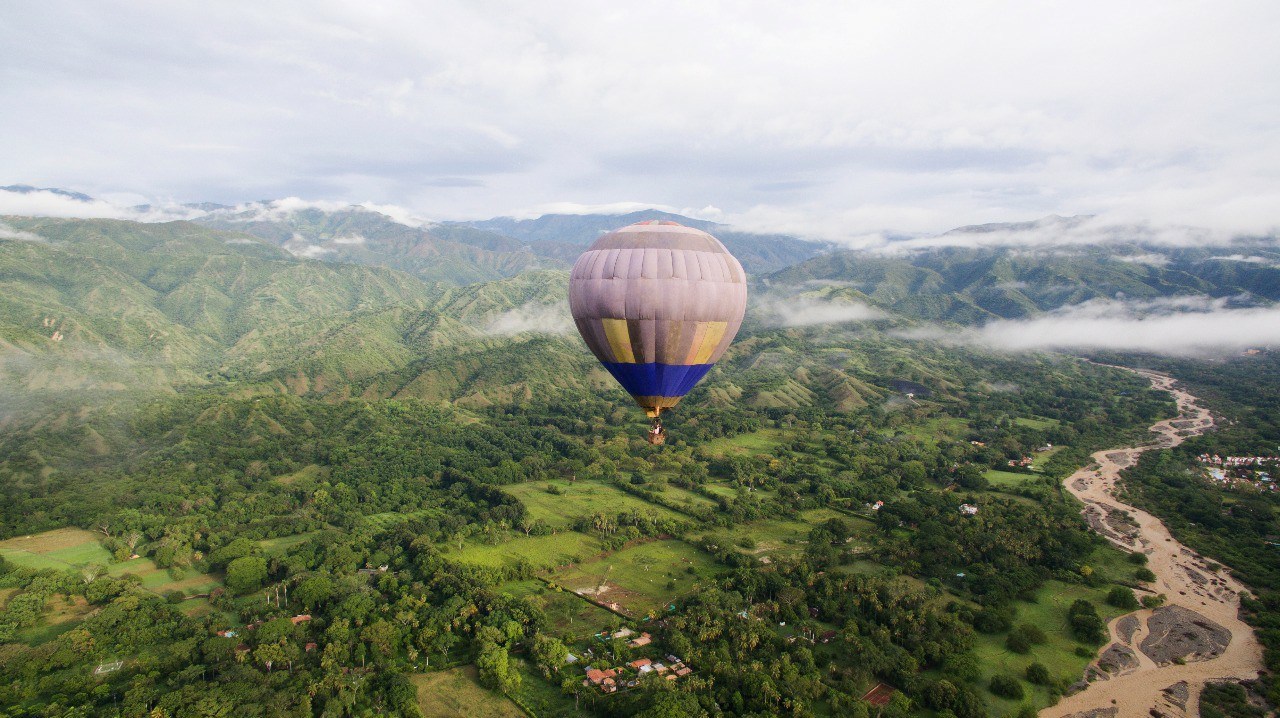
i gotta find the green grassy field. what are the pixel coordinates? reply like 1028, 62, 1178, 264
648, 482, 719, 509
983, 469, 1039, 489
695, 508, 866, 561
0, 528, 113, 571
1030, 445, 1065, 470
550, 539, 719, 617
107, 557, 221, 597
258, 531, 327, 556
972, 579, 1132, 716
699, 428, 788, 457
502, 479, 685, 529
273, 463, 329, 485
1014, 416, 1060, 430
411, 666, 524, 718
448, 531, 603, 571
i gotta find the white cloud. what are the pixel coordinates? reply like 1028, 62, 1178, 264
0, 188, 129, 219
756, 296, 886, 327
331, 235, 366, 245
900, 296, 1280, 356
1208, 254, 1275, 264
485, 302, 573, 336
0, 221, 44, 242
1115, 253, 1171, 266
2, 3, 1279, 237
289, 244, 335, 259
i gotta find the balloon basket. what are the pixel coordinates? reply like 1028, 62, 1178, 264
646, 418, 666, 445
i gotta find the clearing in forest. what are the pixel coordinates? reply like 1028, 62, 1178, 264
106, 557, 221, 598
503, 479, 685, 529
411, 666, 524, 718
551, 539, 718, 617
0, 528, 112, 571
698, 428, 788, 457
449, 531, 603, 571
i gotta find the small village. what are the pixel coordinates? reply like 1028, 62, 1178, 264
1197, 453, 1278, 492
578, 628, 693, 694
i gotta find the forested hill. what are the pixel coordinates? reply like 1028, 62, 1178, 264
764, 241, 1280, 323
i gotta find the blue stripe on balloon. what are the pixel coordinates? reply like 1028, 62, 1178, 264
600, 362, 714, 399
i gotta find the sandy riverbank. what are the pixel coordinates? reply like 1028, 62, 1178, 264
1041, 369, 1264, 718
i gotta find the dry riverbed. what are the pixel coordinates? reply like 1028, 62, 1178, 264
1042, 369, 1264, 718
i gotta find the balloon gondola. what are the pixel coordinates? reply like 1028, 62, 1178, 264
568, 221, 747, 444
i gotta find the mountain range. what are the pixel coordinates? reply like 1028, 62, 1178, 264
2, 188, 1277, 419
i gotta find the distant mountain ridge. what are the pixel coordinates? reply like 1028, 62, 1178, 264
463, 209, 829, 273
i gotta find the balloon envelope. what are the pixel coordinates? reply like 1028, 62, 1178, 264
568, 221, 747, 416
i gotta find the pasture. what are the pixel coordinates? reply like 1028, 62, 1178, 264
108, 557, 221, 597
412, 666, 524, 718
0, 528, 112, 571
258, 530, 327, 556
983, 469, 1038, 489
699, 428, 788, 457
971, 578, 1131, 716
502, 479, 685, 529
448, 531, 603, 571
696, 508, 870, 561
502, 581, 620, 640
550, 539, 718, 617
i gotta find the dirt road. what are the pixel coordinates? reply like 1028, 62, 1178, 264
1042, 369, 1264, 718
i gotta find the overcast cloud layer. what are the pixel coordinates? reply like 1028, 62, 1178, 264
3, 2, 1279, 240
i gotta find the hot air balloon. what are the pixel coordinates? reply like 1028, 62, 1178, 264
569, 221, 747, 444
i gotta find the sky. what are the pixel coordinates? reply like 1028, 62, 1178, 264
3, 1, 1280, 241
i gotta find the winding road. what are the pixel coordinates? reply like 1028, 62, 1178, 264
1041, 369, 1264, 718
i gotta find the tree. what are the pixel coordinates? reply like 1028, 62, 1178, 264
530, 634, 569, 677
989, 674, 1024, 699
225, 556, 269, 595
1067, 599, 1105, 644
295, 575, 334, 609
1107, 586, 1139, 609
476, 642, 520, 694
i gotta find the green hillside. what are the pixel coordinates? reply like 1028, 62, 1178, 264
766, 243, 1280, 322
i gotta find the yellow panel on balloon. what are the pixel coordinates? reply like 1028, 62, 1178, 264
690, 322, 727, 365
602, 318, 636, 363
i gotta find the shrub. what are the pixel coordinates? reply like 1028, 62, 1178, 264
1134, 567, 1157, 582
1025, 662, 1050, 685
989, 674, 1024, 699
